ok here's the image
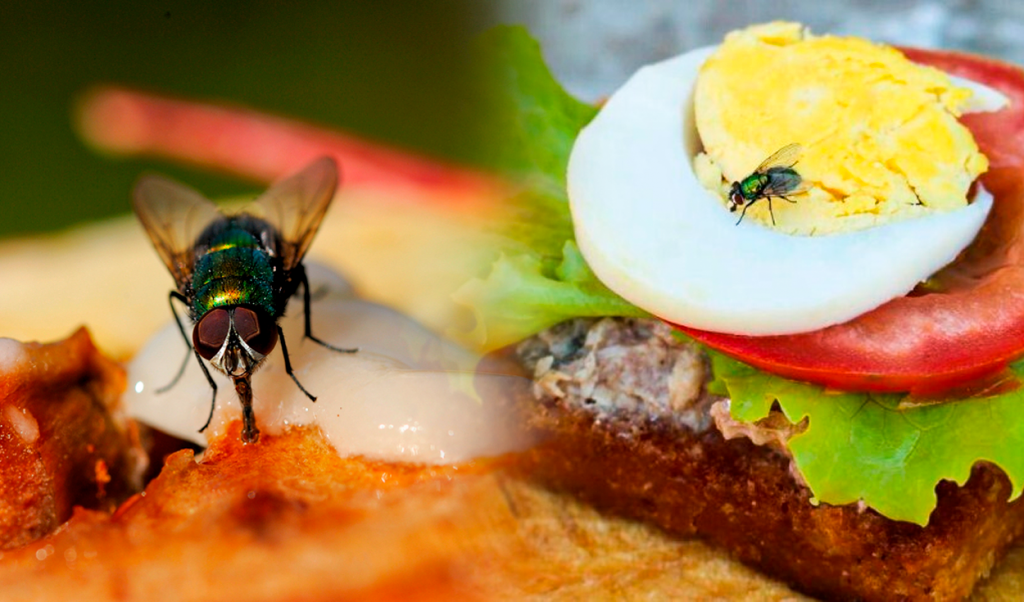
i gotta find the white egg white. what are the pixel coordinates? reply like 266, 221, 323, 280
127, 263, 534, 463
568, 46, 1006, 336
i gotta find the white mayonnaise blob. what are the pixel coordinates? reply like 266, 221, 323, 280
0, 339, 25, 372
568, 46, 1005, 336
4, 406, 39, 444
0, 340, 35, 443
127, 264, 534, 463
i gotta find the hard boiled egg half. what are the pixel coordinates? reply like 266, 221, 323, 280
567, 23, 1008, 335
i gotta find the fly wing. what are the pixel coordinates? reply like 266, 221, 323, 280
250, 156, 339, 270
756, 143, 803, 172
132, 175, 222, 292
761, 168, 810, 197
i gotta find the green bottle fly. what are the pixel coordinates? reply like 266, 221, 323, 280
132, 157, 356, 444
727, 143, 808, 225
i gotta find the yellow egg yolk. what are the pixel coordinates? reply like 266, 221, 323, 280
693, 21, 988, 235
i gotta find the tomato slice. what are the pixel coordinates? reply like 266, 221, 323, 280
678, 49, 1024, 394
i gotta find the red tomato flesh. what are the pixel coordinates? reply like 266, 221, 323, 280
678, 49, 1024, 394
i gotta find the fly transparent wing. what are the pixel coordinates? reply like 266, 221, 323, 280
132, 174, 222, 291
250, 156, 339, 270
761, 169, 810, 197
756, 143, 803, 172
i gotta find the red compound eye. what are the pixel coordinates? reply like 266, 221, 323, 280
233, 307, 278, 356
193, 308, 231, 360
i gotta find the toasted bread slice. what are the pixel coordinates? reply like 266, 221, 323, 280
0, 329, 145, 550
515, 317, 1024, 601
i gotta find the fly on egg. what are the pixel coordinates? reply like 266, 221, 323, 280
694, 22, 989, 234
567, 22, 1009, 336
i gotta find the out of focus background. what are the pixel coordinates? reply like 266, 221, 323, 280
501, 0, 1024, 100
0, 1, 486, 236
6, 1, 1024, 236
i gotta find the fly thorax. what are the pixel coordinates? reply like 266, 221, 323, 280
741, 173, 769, 197
192, 237, 275, 318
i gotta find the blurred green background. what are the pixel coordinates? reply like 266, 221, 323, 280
0, 1, 488, 236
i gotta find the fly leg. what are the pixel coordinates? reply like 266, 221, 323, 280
233, 375, 259, 444
161, 291, 219, 434
769, 195, 799, 226
160, 290, 219, 432
158, 291, 193, 393
735, 198, 759, 225
278, 324, 317, 402
275, 266, 357, 405
298, 265, 358, 354
195, 351, 219, 434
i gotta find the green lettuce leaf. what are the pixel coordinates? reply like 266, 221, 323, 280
710, 350, 1024, 525
475, 26, 597, 192
454, 240, 648, 349
455, 26, 646, 350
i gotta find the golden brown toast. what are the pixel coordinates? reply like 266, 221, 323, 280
514, 317, 1024, 601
